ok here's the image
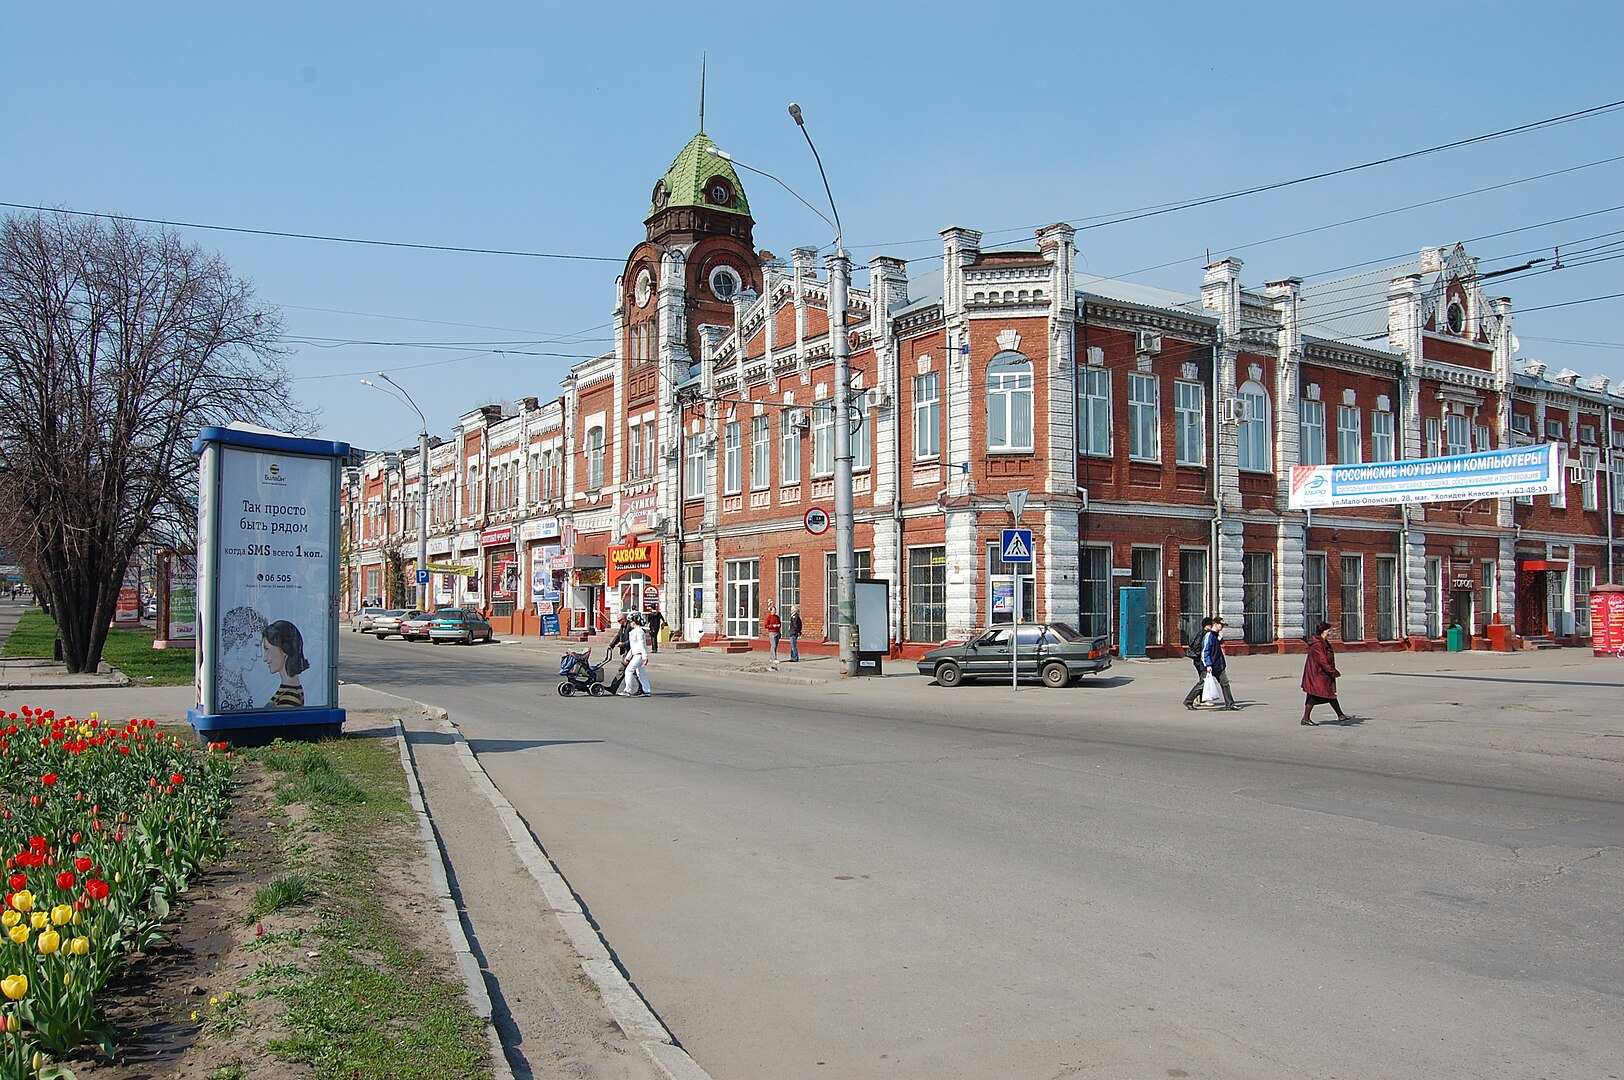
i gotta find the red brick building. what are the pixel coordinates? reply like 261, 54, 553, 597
345, 124, 1624, 654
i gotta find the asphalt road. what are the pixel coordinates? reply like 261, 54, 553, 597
343, 637, 1624, 1080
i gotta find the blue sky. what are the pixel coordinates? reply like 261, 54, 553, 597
6, 2, 1623, 455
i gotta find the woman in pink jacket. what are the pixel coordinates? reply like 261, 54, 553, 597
1301, 621, 1352, 726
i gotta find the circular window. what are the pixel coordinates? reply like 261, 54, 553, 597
706, 176, 733, 206
1446, 301, 1465, 335
634, 268, 652, 308
651, 180, 668, 209
709, 265, 741, 301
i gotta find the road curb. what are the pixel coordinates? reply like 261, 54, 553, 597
391, 717, 514, 1080
421, 703, 717, 1080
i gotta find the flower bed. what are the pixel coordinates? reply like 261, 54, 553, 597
0, 706, 232, 1080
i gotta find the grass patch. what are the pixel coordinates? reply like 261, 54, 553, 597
259, 742, 369, 806
247, 736, 486, 1079
248, 873, 319, 922
0, 608, 57, 657
0, 608, 196, 683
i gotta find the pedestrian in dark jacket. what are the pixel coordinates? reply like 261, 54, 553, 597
607, 614, 631, 657
1181, 616, 1214, 709
1300, 621, 1351, 725
786, 607, 803, 661
645, 609, 663, 652
1185, 616, 1237, 709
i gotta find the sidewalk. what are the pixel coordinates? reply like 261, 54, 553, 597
0, 602, 134, 690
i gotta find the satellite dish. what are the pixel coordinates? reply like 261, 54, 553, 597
1509, 332, 1521, 355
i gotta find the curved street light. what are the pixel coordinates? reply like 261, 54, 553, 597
360, 373, 431, 611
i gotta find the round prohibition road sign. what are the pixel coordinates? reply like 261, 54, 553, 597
804, 507, 831, 535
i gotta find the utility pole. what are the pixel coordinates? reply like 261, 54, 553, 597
361, 374, 431, 611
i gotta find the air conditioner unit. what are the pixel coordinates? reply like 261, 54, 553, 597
1224, 397, 1251, 425
1136, 330, 1162, 355
792, 407, 811, 430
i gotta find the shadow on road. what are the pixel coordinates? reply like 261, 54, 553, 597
1374, 671, 1624, 689
466, 737, 604, 755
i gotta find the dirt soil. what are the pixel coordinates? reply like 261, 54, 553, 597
61, 757, 454, 1080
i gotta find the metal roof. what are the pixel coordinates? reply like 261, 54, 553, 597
1298, 260, 1421, 346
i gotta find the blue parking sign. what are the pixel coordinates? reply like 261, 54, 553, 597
1001, 528, 1033, 563
416, 569, 431, 585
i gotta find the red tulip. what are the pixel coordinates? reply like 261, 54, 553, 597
84, 879, 109, 901
7, 875, 24, 891
55, 872, 74, 890
170, 773, 185, 786
73, 858, 92, 874
40, 773, 56, 787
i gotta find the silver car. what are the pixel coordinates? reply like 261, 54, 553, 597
372, 609, 426, 639
353, 607, 385, 632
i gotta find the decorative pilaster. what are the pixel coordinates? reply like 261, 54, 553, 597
1268, 277, 1305, 642
1039, 223, 1079, 625
1203, 258, 1245, 636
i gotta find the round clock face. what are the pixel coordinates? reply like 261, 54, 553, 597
1446, 301, 1465, 335
634, 268, 652, 307
651, 180, 668, 210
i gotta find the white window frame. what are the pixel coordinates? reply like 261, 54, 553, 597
1581, 448, 1598, 510
750, 414, 771, 491
986, 350, 1034, 453
852, 390, 872, 472
1238, 381, 1272, 473
1299, 399, 1325, 467
1445, 413, 1471, 457
812, 401, 834, 477
723, 420, 742, 495
585, 428, 604, 490
1371, 408, 1395, 463
685, 433, 705, 499
913, 372, 940, 460
626, 421, 642, 480
1340, 554, 1365, 642
780, 410, 802, 486
1337, 405, 1362, 464
1128, 373, 1160, 463
1078, 367, 1111, 457
1174, 380, 1205, 466
1426, 417, 1441, 458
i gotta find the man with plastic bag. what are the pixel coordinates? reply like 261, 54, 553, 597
1183, 615, 1238, 711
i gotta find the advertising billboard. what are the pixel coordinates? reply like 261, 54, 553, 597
189, 426, 348, 744
1289, 444, 1564, 510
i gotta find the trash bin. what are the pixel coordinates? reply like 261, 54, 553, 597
1446, 625, 1466, 652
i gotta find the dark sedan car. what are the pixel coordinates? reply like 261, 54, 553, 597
917, 623, 1112, 688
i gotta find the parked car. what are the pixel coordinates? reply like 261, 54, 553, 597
373, 609, 426, 639
917, 623, 1112, 688
399, 612, 435, 642
428, 608, 493, 645
353, 607, 385, 633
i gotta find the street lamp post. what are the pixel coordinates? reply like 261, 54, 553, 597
789, 103, 857, 678
360, 374, 431, 612
705, 109, 857, 676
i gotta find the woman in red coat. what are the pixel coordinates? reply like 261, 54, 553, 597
1301, 621, 1351, 726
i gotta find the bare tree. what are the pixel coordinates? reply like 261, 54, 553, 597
0, 210, 306, 672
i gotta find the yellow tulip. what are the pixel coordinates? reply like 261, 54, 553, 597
7, 891, 32, 913
7, 927, 28, 946
63, 973, 71, 987
0, 911, 18, 928
71, 911, 82, 927
209, 996, 219, 1007
30, 1052, 40, 1071
1, 975, 26, 1001
69, 937, 89, 957
114, 872, 122, 884
36, 930, 59, 955
50, 905, 72, 927
27, 913, 46, 931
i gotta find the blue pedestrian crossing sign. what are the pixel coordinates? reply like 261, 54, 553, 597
1001, 528, 1034, 563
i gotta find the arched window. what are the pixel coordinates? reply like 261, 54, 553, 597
986, 350, 1033, 452
1237, 380, 1272, 473
586, 427, 605, 489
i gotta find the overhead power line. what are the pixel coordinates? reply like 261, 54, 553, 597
0, 200, 623, 263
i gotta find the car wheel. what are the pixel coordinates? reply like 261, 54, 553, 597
935, 661, 963, 688
431, 640, 442, 646
1041, 661, 1069, 689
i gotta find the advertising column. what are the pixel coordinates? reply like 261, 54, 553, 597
189, 427, 348, 745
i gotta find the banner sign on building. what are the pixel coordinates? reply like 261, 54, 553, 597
189, 426, 348, 745
166, 550, 198, 641
607, 540, 661, 585
1289, 444, 1564, 509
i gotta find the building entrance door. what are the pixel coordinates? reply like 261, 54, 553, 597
1516, 568, 1548, 637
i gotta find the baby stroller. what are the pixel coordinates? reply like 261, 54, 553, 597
557, 648, 609, 697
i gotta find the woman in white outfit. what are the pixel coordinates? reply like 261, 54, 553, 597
620, 614, 651, 697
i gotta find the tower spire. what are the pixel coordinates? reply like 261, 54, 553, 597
699, 53, 706, 134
